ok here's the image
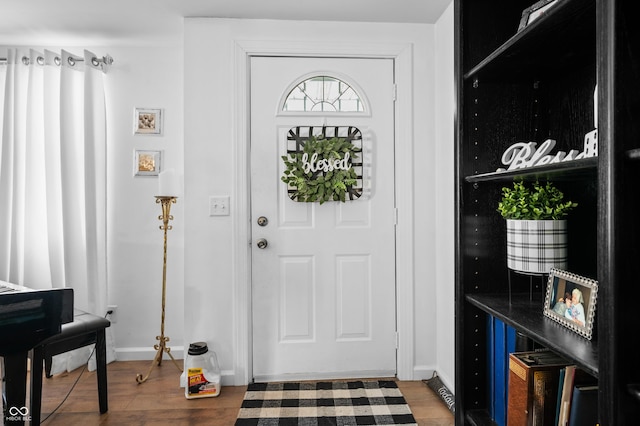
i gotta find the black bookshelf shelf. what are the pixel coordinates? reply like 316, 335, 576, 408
463, 0, 596, 83
467, 293, 598, 377
464, 157, 597, 183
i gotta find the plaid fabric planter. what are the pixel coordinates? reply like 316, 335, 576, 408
506, 219, 568, 274
235, 380, 417, 425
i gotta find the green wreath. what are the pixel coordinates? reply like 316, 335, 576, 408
281, 135, 361, 204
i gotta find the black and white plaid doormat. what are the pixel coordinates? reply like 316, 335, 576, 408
235, 380, 417, 425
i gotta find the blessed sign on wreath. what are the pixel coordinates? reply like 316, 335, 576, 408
281, 126, 363, 204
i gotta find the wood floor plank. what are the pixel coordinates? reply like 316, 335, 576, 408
34, 360, 454, 425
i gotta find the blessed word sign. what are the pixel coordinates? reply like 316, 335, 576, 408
499, 130, 598, 171
301, 152, 352, 174
281, 126, 363, 204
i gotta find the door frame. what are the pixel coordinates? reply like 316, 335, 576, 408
232, 39, 416, 383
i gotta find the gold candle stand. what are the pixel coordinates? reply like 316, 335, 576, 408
136, 196, 183, 383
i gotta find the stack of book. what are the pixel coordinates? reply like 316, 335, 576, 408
507, 350, 598, 426
557, 365, 598, 426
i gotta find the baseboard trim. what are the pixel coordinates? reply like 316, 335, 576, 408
115, 346, 186, 361
253, 370, 396, 383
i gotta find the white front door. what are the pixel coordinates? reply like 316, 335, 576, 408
250, 56, 396, 382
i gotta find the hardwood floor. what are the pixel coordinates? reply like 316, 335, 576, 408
35, 360, 454, 425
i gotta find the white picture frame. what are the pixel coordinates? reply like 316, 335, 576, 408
134, 150, 162, 176
134, 107, 163, 135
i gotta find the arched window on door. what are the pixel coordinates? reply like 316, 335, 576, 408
283, 75, 365, 112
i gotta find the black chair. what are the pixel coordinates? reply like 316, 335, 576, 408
30, 309, 110, 425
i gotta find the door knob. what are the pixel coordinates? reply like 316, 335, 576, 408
256, 238, 268, 249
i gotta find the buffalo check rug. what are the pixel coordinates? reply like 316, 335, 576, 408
235, 380, 417, 425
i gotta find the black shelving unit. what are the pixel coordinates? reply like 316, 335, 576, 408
454, 0, 640, 424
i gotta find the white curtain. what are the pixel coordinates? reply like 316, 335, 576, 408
0, 48, 115, 373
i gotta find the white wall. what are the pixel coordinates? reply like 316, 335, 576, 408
105, 46, 185, 359
405, 23, 443, 381
183, 18, 448, 385
434, 2, 456, 392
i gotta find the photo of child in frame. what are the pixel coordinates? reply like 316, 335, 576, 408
552, 291, 572, 316
548, 275, 591, 327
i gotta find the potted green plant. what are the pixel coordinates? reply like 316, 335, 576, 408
497, 180, 577, 274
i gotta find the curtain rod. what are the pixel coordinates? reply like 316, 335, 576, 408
0, 54, 113, 68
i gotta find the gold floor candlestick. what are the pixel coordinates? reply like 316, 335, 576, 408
136, 196, 183, 384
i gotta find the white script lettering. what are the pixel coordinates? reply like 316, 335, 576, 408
302, 152, 352, 173
501, 136, 597, 171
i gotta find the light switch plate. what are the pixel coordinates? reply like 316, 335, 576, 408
209, 196, 230, 216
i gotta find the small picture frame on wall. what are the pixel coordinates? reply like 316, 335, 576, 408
543, 268, 598, 340
134, 107, 163, 135
134, 150, 162, 176
518, 0, 559, 31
